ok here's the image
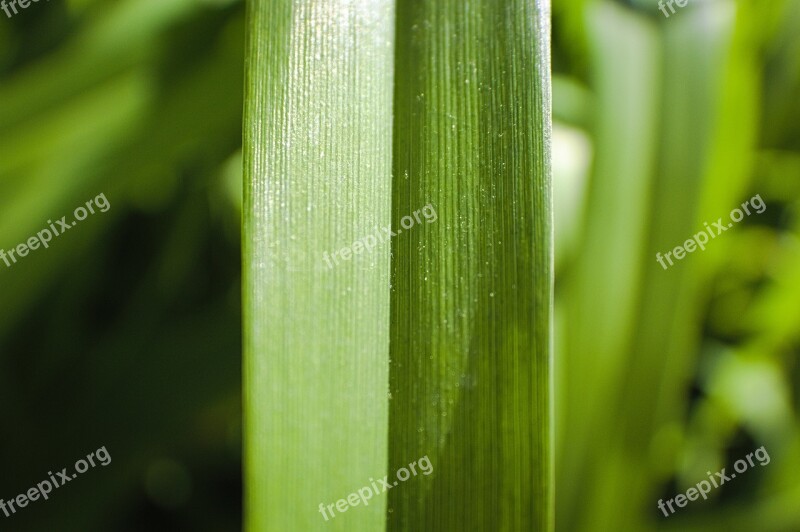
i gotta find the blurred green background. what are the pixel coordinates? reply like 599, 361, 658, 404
2, 0, 799, 530
0, 0, 244, 530
553, 0, 800, 530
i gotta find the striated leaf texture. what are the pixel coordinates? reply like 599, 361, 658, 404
243, 1, 395, 531
387, 0, 553, 530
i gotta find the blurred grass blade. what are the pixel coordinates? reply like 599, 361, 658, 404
387, 0, 553, 530
572, 2, 743, 530
243, 1, 395, 531
0, 0, 198, 129
556, 3, 660, 529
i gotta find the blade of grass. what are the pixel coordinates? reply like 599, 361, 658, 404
591, 3, 743, 529
243, 1, 395, 531
556, 3, 661, 529
387, 0, 553, 530
0, 0, 199, 129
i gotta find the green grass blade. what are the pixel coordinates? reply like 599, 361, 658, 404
556, 3, 661, 529
242, 1, 395, 531
565, 2, 745, 530
387, 0, 553, 530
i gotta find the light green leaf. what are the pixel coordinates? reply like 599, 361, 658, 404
243, 1, 395, 531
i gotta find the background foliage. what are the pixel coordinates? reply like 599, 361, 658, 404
0, 0, 244, 530
554, 0, 800, 530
